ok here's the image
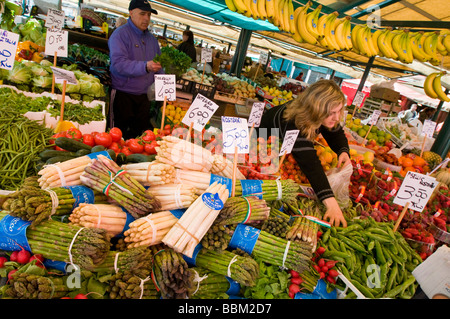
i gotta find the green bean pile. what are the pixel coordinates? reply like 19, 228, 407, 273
0, 107, 54, 190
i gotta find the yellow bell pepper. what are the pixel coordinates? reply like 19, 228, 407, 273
32, 51, 44, 63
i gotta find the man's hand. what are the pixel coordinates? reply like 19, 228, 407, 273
147, 60, 162, 73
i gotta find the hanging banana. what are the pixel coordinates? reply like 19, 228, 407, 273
225, 0, 237, 12
305, 4, 322, 40
257, 0, 267, 20
424, 72, 439, 99
432, 72, 450, 102
291, 5, 304, 43
296, 2, 317, 45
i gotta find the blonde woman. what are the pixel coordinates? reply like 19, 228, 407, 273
259, 79, 350, 227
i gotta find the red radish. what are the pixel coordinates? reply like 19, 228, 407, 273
317, 258, 325, 268
328, 269, 339, 278
288, 291, 295, 299
326, 276, 336, 284
313, 264, 321, 272
0, 256, 7, 268
74, 293, 88, 299
289, 269, 299, 278
319, 272, 326, 279
316, 247, 326, 255
60, 297, 72, 299
325, 260, 339, 268
291, 277, 303, 285
7, 269, 18, 281
321, 266, 329, 273
288, 283, 301, 295
10, 251, 18, 262
16, 249, 31, 264
29, 254, 44, 264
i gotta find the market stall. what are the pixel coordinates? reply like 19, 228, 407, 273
0, 0, 450, 304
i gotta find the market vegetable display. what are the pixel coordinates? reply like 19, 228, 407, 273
121, 161, 176, 186
4, 272, 71, 299
189, 267, 238, 299
86, 246, 152, 274
106, 269, 159, 299
145, 184, 198, 210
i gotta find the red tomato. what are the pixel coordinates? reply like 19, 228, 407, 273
50, 132, 65, 145
90, 131, 99, 138
141, 130, 156, 142
128, 139, 144, 154
144, 140, 158, 155
109, 127, 123, 143
65, 128, 82, 140
108, 142, 121, 154
82, 134, 95, 147
94, 132, 112, 148
121, 147, 132, 156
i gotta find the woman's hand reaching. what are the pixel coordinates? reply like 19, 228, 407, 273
322, 197, 347, 228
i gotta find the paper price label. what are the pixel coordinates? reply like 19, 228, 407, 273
393, 171, 438, 212
221, 116, 250, 154
421, 119, 437, 138
45, 29, 68, 57
260, 52, 268, 65
353, 91, 365, 109
155, 74, 176, 101
45, 8, 65, 30
182, 94, 219, 131
0, 29, 19, 71
369, 110, 381, 125
50, 66, 77, 85
201, 47, 213, 63
247, 102, 265, 127
280, 130, 299, 156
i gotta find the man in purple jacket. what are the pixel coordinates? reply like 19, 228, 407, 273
108, 0, 163, 139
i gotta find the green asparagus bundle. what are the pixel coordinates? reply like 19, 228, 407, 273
80, 155, 161, 219
261, 208, 291, 238
296, 268, 320, 293
201, 224, 236, 251
214, 196, 270, 226
193, 248, 259, 287
2, 183, 108, 228
106, 270, 160, 299
3, 273, 72, 299
235, 179, 300, 202
0, 211, 111, 269
86, 246, 153, 275
189, 267, 237, 299
150, 245, 193, 299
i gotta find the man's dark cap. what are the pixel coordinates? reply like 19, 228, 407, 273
129, 0, 158, 14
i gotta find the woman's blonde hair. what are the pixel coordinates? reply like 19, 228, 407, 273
283, 79, 346, 140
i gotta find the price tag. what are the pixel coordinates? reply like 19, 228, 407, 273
393, 171, 438, 212
154, 74, 176, 101
0, 29, 19, 71
201, 47, 213, 63
279, 130, 300, 156
353, 91, 365, 109
45, 29, 68, 57
45, 8, 65, 30
421, 119, 437, 138
50, 66, 77, 85
260, 52, 268, 65
369, 110, 381, 125
221, 116, 250, 154
247, 102, 265, 127
182, 93, 219, 132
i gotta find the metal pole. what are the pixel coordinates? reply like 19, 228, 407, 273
163, 25, 167, 38
432, 88, 449, 122
230, 29, 252, 77
431, 112, 450, 158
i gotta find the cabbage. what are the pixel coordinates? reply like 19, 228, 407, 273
30, 64, 50, 77
57, 82, 81, 94
40, 60, 53, 67
32, 76, 53, 88
8, 62, 33, 84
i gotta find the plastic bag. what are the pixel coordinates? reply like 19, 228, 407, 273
326, 163, 353, 209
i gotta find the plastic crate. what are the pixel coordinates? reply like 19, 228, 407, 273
176, 78, 194, 93
191, 82, 216, 100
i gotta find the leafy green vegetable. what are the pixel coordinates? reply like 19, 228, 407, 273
8, 61, 33, 84
153, 46, 192, 78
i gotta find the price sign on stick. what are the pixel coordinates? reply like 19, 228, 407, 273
50, 66, 77, 85
0, 29, 19, 71
280, 130, 300, 156
352, 91, 365, 116
222, 116, 250, 154
248, 102, 265, 128
369, 110, 381, 125
45, 29, 68, 57
201, 48, 213, 63
421, 120, 437, 138
45, 8, 65, 30
155, 74, 176, 101
182, 94, 219, 132
260, 52, 269, 65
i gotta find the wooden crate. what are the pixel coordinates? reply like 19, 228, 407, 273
214, 91, 237, 103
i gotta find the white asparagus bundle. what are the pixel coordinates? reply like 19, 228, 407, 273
37, 155, 92, 189
123, 210, 179, 248
155, 136, 214, 172
145, 183, 198, 210
211, 154, 246, 180
162, 181, 229, 257
68, 203, 128, 237
174, 169, 213, 195
121, 162, 176, 186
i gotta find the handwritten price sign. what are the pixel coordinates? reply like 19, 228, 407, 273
353, 91, 365, 109
279, 130, 300, 156
0, 29, 19, 71
201, 48, 213, 63
260, 52, 269, 65
369, 110, 382, 125
45, 8, 65, 30
50, 66, 77, 85
155, 74, 176, 101
45, 29, 68, 57
421, 119, 437, 138
182, 94, 219, 131
393, 171, 438, 212
222, 116, 250, 154
247, 102, 265, 127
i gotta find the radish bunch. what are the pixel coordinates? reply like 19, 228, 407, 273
312, 247, 339, 284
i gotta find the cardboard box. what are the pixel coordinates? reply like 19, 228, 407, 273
369, 87, 400, 103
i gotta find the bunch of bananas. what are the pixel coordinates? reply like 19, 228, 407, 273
423, 72, 450, 102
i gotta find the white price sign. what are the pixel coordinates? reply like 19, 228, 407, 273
369, 110, 381, 125
280, 130, 300, 156
393, 171, 438, 212
353, 91, 365, 108
247, 102, 265, 127
182, 94, 219, 131
0, 29, 19, 71
50, 66, 77, 85
45, 8, 65, 30
155, 74, 176, 101
45, 29, 68, 57
260, 52, 268, 65
221, 116, 250, 154
421, 119, 437, 138
201, 48, 213, 63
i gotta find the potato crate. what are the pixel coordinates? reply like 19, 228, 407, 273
191, 82, 216, 100
214, 91, 237, 103
176, 78, 194, 93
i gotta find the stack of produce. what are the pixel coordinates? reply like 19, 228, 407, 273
211, 154, 246, 180
80, 155, 161, 218
189, 267, 239, 299
0, 211, 111, 269
123, 210, 180, 248
150, 245, 193, 299
201, 224, 236, 251
145, 184, 198, 210
106, 269, 160, 299
68, 203, 130, 238
121, 161, 176, 186
4, 272, 72, 299
214, 196, 271, 226
0, 107, 53, 190
319, 217, 421, 299
3, 180, 108, 228
162, 181, 230, 257
156, 136, 214, 172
